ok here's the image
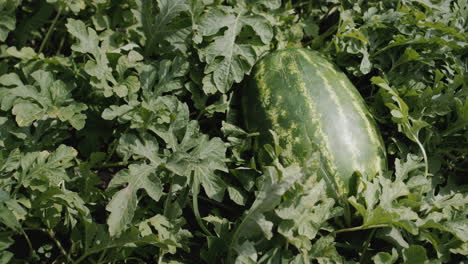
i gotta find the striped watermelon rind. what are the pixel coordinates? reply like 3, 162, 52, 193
242, 48, 387, 196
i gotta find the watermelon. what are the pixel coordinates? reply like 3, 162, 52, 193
241, 48, 386, 195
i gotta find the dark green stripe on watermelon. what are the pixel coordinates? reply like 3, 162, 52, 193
241, 48, 386, 195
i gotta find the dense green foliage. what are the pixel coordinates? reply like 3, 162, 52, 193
0, 0, 467, 263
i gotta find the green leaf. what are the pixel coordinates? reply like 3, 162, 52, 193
135, 0, 189, 56
66, 18, 119, 97
227, 185, 247, 206
308, 235, 342, 262
443, 219, 468, 242
234, 240, 258, 264
0, 251, 13, 264
276, 180, 335, 247
106, 185, 138, 237
107, 163, 163, 237
0, 203, 20, 230
11, 145, 78, 187
101, 104, 134, 121
376, 228, 409, 248
5, 46, 39, 60
0, 72, 24, 87
0, 234, 14, 251
47, 0, 86, 13
450, 242, 468, 255
379, 177, 410, 209
0, 70, 88, 129
76, 224, 169, 261
392, 47, 421, 70
140, 56, 189, 98
32, 187, 90, 229
11, 102, 44, 126
197, 6, 273, 93
364, 206, 399, 227
13, 4, 53, 46
167, 133, 227, 201
403, 245, 428, 264
117, 133, 162, 165
372, 248, 398, 264
65, 18, 99, 54
361, 177, 381, 210
0, 148, 21, 172
138, 214, 192, 253
395, 154, 425, 181
0, 0, 20, 42
229, 164, 302, 259
252, 0, 281, 9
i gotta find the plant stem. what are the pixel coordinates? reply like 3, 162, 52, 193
74, 254, 89, 264
12, 171, 26, 197
334, 224, 388, 234
335, 242, 361, 250
23, 227, 73, 263
20, 228, 34, 259
39, 7, 62, 54
104, 127, 130, 164
359, 228, 376, 263
196, 109, 206, 120
247, 132, 260, 137
47, 229, 74, 263
192, 182, 214, 237
157, 250, 165, 264
195, 194, 236, 212
56, 32, 67, 55
97, 249, 107, 263
442, 151, 458, 161
308, 23, 339, 49
163, 178, 174, 218
414, 136, 429, 178
92, 161, 129, 169
442, 122, 467, 137
343, 201, 352, 227
440, 147, 468, 153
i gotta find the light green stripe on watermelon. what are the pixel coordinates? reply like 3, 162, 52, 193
296, 49, 385, 175
295, 52, 363, 173
241, 48, 386, 195
279, 53, 337, 175
254, 62, 271, 108
338, 78, 384, 173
